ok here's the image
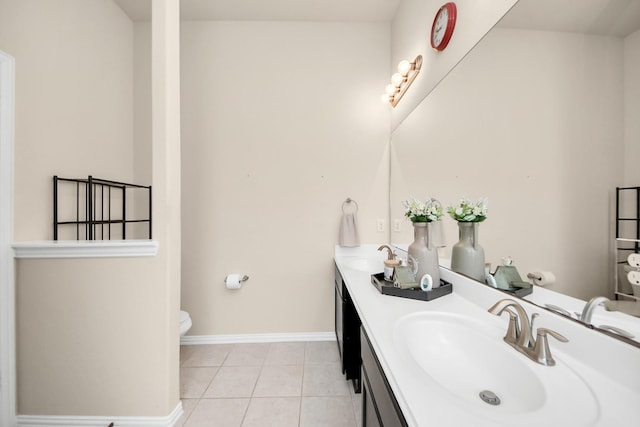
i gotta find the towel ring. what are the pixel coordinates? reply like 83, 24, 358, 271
342, 198, 358, 214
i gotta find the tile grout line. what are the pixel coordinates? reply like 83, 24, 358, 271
298, 342, 309, 426
179, 341, 359, 427
240, 343, 269, 427
190, 350, 221, 427
181, 343, 235, 427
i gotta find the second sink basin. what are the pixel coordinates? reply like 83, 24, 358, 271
393, 311, 600, 426
340, 257, 383, 273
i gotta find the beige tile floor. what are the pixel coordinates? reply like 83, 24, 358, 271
177, 341, 362, 427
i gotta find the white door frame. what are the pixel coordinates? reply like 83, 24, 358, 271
0, 50, 17, 427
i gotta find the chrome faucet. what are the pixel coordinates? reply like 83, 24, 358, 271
488, 298, 568, 366
580, 296, 611, 324
377, 245, 395, 260
488, 298, 535, 348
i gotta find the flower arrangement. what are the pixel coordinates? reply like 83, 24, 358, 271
447, 197, 488, 222
403, 198, 443, 222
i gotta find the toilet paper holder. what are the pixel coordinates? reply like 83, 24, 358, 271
225, 274, 249, 282
526, 271, 556, 287
224, 274, 249, 290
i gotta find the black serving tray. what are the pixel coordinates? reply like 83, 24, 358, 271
502, 286, 533, 297
371, 272, 452, 301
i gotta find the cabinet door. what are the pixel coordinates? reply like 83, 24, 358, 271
344, 284, 361, 391
363, 372, 382, 427
361, 328, 407, 427
335, 284, 345, 372
335, 263, 362, 391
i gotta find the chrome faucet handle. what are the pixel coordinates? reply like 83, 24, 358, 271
502, 307, 520, 344
533, 327, 568, 366
597, 324, 635, 339
528, 313, 540, 348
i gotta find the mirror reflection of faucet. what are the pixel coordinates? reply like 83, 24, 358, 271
580, 296, 613, 324
542, 299, 636, 340
576, 296, 635, 339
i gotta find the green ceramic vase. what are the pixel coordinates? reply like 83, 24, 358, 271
451, 221, 486, 282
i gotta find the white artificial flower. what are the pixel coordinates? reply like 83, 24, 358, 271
403, 197, 443, 222
447, 196, 488, 222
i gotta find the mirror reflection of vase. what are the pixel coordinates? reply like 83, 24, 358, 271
408, 222, 441, 287
451, 222, 485, 282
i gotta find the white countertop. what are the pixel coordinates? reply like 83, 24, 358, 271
335, 245, 640, 427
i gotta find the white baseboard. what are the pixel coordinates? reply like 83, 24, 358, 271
181, 331, 336, 345
17, 401, 183, 427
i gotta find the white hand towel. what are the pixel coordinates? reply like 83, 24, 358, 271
339, 212, 360, 247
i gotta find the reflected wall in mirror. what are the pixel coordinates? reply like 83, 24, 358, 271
389, 0, 518, 130
390, 0, 640, 320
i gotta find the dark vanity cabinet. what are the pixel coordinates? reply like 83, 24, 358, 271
361, 328, 408, 427
334, 263, 361, 392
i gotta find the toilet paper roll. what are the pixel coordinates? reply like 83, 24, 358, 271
225, 274, 243, 290
530, 271, 556, 287
627, 270, 640, 286
628, 253, 640, 268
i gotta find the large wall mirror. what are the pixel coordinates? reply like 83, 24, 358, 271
390, 0, 640, 344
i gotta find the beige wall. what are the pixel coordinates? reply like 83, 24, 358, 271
134, 22, 152, 186
2, 0, 179, 418
0, 0, 136, 241
16, 257, 170, 415
151, 0, 181, 415
179, 21, 390, 335
390, 28, 625, 300
624, 30, 640, 186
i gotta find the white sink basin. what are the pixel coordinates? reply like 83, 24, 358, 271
394, 311, 600, 426
340, 257, 383, 273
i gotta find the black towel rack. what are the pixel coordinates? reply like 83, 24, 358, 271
614, 186, 640, 300
53, 175, 152, 241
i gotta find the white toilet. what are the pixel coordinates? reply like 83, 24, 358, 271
180, 310, 192, 336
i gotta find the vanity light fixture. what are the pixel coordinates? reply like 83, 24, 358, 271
381, 55, 423, 107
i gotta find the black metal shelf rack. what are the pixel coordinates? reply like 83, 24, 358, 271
53, 175, 152, 241
615, 186, 640, 300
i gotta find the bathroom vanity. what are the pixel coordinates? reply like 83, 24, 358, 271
334, 245, 640, 427
361, 326, 407, 427
335, 260, 406, 426
335, 264, 361, 392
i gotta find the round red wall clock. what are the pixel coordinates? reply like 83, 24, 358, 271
431, 2, 457, 51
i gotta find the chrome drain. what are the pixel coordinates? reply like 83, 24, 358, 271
479, 390, 501, 405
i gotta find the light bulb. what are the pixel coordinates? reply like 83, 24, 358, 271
380, 94, 392, 103
385, 84, 397, 95
397, 60, 412, 76
391, 73, 404, 87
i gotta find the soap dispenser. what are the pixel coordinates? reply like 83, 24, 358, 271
378, 245, 400, 281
